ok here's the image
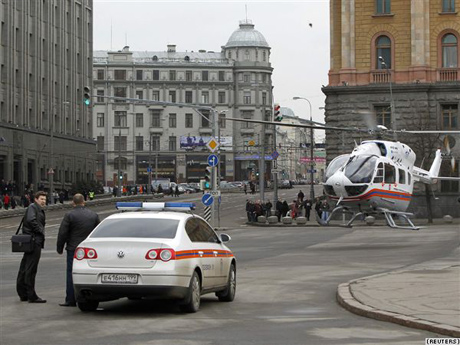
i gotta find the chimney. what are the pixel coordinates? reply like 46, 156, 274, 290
167, 44, 176, 53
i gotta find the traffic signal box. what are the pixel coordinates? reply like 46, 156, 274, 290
204, 166, 212, 189
83, 86, 91, 106
274, 104, 282, 122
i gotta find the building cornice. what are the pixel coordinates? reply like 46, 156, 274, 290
322, 82, 460, 95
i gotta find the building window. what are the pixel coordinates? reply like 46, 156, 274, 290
243, 74, 250, 83
114, 157, 127, 170
152, 136, 160, 151
136, 70, 143, 80
262, 74, 267, 83
442, 104, 458, 129
218, 91, 226, 104
169, 90, 176, 103
202, 71, 208, 81
136, 90, 143, 99
219, 113, 226, 129
185, 91, 193, 103
262, 51, 266, 61
135, 113, 143, 127
442, 34, 458, 68
228, 51, 232, 59
219, 71, 225, 81
442, 0, 456, 12
114, 70, 126, 80
245, 49, 250, 60
97, 69, 104, 80
97, 136, 104, 151
185, 113, 193, 128
114, 111, 127, 127
151, 110, 161, 127
201, 111, 210, 128
244, 92, 251, 104
262, 92, 267, 105
114, 87, 127, 102
152, 70, 159, 80
169, 136, 177, 151
97, 90, 104, 102
376, 0, 391, 14
169, 70, 176, 81
376, 35, 392, 69
241, 111, 254, 129
169, 113, 177, 128
186, 70, 192, 81
375, 105, 391, 128
152, 91, 159, 101
136, 136, 144, 151
202, 91, 209, 104
114, 136, 127, 151
97, 113, 104, 127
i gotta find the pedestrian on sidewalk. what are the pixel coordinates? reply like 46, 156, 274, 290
16, 191, 48, 303
243, 183, 247, 195
3, 193, 10, 210
297, 190, 304, 204
56, 193, 100, 307
304, 199, 312, 221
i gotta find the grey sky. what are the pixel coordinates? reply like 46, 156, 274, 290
93, 0, 330, 136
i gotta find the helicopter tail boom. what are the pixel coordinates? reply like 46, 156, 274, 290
413, 149, 443, 184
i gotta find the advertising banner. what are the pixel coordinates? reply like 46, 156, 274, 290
180, 136, 233, 151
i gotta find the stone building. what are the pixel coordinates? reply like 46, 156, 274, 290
93, 20, 274, 186
0, 0, 95, 194
323, 0, 459, 197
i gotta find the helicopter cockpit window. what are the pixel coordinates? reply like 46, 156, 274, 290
325, 154, 350, 181
384, 163, 396, 184
344, 155, 378, 184
373, 163, 384, 183
398, 168, 406, 184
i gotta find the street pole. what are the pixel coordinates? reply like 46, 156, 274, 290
211, 109, 218, 228
117, 129, 121, 197
379, 56, 397, 140
148, 136, 152, 194
49, 114, 54, 203
259, 123, 265, 202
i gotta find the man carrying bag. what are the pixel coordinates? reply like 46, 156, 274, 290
16, 191, 47, 303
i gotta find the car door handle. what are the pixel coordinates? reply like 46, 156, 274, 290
198, 251, 204, 257
213, 251, 218, 257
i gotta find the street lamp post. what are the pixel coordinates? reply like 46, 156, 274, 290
378, 56, 397, 140
293, 97, 315, 202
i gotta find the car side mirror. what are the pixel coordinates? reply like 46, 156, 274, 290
220, 233, 231, 243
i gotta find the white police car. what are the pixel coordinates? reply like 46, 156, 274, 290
73, 202, 236, 313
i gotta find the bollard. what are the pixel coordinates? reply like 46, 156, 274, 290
282, 217, 292, 224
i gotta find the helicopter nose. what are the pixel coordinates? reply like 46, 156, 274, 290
324, 171, 346, 197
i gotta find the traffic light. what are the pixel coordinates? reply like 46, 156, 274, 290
119, 171, 123, 180
274, 104, 282, 121
83, 86, 91, 106
204, 166, 212, 189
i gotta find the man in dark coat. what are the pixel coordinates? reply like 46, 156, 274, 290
57, 193, 100, 307
304, 199, 312, 221
16, 191, 47, 303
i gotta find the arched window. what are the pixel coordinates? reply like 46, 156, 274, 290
442, 34, 458, 68
262, 50, 266, 62
152, 55, 158, 61
376, 35, 391, 69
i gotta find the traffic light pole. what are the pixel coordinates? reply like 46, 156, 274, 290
211, 109, 218, 228
117, 129, 121, 197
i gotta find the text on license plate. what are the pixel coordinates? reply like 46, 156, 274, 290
101, 274, 138, 284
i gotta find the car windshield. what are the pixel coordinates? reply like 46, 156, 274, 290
344, 155, 378, 183
91, 218, 179, 238
325, 154, 350, 181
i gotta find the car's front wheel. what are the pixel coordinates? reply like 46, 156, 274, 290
180, 271, 201, 313
216, 263, 236, 302
78, 300, 99, 312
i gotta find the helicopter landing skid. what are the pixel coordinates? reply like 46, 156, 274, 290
379, 209, 420, 230
316, 206, 358, 228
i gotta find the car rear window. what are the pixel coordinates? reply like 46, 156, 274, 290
90, 218, 179, 238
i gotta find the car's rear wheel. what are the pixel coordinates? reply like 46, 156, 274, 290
78, 300, 99, 312
216, 263, 236, 302
180, 271, 201, 313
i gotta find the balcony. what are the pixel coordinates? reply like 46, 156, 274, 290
149, 127, 164, 134
438, 68, 459, 82
371, 70, 390, 83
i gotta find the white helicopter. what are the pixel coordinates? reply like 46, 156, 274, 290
226, 117, 460, 230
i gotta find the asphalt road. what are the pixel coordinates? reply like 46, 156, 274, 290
0, 189, 458, 345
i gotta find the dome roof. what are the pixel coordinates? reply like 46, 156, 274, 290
225, 21, 269, 48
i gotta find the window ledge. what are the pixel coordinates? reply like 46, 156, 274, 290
372, 13, 395, 18
438, 11, 458, 15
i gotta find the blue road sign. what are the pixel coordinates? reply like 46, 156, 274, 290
207, 154, 219, 167
147, 167, 152, 172
201, 193, 214, 206
307, 169, 317, 173
272, 150, 279, 160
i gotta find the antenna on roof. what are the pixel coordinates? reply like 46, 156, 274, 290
245, 4, 248, 22
110, 18, 113, 51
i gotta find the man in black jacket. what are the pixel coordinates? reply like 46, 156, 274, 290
16, 191, 47, 303
57, 193, 100, 306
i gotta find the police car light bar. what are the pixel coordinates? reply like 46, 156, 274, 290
116, 202, 196, 211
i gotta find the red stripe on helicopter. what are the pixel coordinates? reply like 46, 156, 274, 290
329, 188, 412, 202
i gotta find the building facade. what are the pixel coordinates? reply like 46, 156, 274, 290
0, 0, 95, 194
323, 0, 459, 194
93, 20, 274, 186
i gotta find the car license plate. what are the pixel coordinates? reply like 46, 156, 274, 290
101, 274, 138, 284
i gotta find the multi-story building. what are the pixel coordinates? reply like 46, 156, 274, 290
93, 20, 274, 186
323, 0, 459, 194
0, 0, 95, 194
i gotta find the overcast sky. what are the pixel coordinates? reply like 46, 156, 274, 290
93, 0, 330, 138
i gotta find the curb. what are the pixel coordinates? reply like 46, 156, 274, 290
337, 275, 460, 337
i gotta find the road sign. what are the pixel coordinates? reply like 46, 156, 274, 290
248, 140, 255, 146
271, 169, 280, 173
203, 206, 211, 222
209, 190, 221, 197
201, 193, 214, 206
307, 169, 317, 173
207, 154, 219, 167
272, 150, 279, 160
47, 168, 54, 175
147, 167, 152, 172
206, 138, 219, 152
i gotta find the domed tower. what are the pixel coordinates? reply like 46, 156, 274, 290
223, 20, 274, 181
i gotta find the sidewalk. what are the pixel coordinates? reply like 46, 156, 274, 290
337, 247, 460, 337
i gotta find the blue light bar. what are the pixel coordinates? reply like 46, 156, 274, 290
116, 202, 196, 211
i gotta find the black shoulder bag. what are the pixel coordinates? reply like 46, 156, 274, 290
11, 213, 34, 253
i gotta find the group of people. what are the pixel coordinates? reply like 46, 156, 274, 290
243, 181, 257, 195
245, 199, 273, 222
16, 191, 100, 306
